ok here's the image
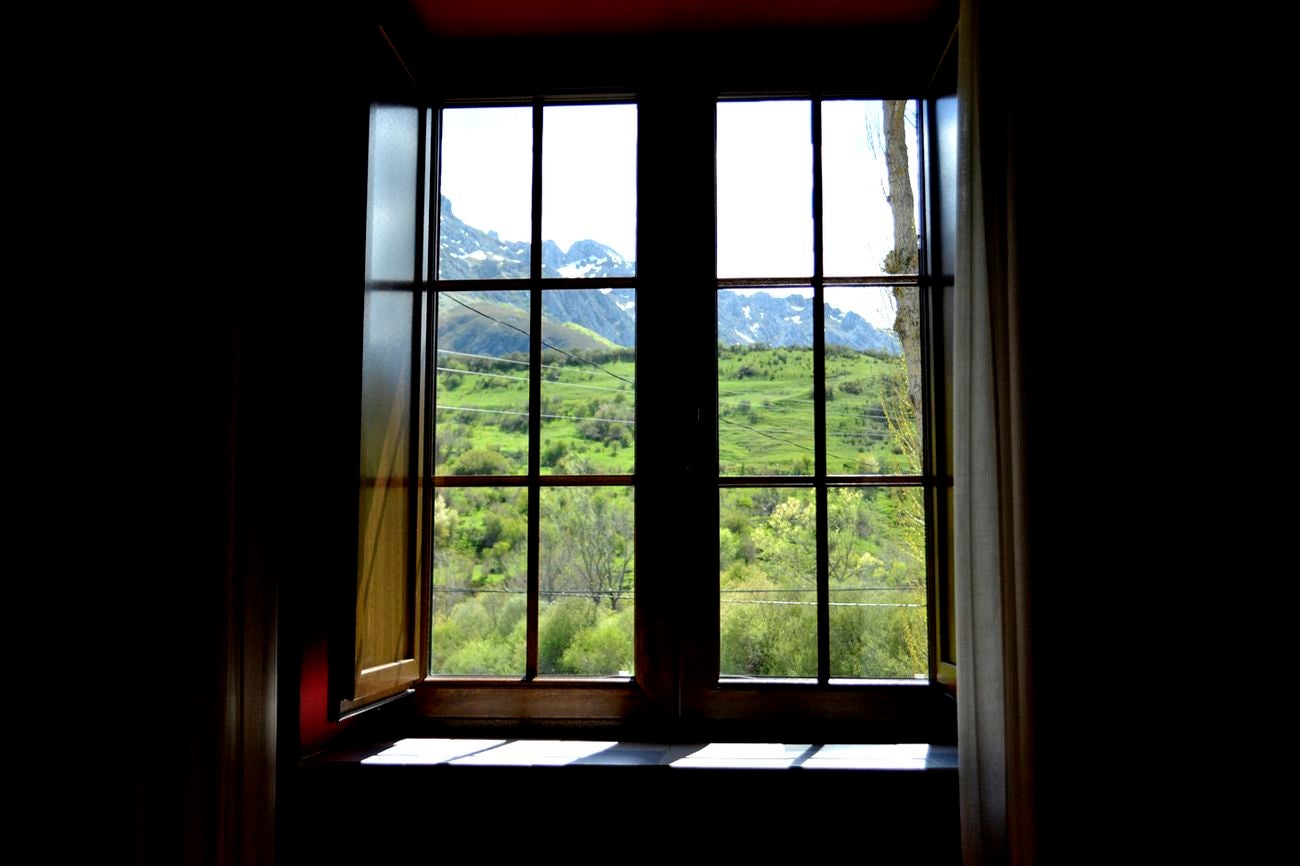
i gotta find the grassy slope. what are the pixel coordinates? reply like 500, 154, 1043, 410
433, 344, 926, 678
436, 343, 917, 478
717, 344, 918, 475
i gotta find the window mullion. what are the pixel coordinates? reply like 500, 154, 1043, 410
418, 107, 438, 681
525, 99, 544, 680
811, 96, 830, 685
917, 99, 944, 683
407, 109, 428, 665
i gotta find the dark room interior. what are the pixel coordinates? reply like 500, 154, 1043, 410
96, 2, 1180, 863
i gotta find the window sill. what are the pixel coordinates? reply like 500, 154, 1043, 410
292, 738, 960, 860
306, 737, 957, 771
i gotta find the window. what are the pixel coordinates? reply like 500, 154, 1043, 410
714, 98, 928, 682
431, 102, 638, 680
675, 96, 953, 735
339, 87, 955, 737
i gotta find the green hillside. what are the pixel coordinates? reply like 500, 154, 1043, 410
430, 343, 925, 679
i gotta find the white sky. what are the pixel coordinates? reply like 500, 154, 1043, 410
438, 100, 915, 328
440, 105, 638, 259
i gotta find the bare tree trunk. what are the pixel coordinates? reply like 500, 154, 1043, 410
882, 100, 924, 432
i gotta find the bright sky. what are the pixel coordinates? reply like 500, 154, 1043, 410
440, 105, 638, 260
438, 100, 916, 328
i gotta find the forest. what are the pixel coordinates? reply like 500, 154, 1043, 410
431, 315, 927, 679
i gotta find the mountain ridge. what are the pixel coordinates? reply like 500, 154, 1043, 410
435, 196, 900, 356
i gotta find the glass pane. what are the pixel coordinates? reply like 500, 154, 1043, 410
822, 100, 919, 276
438, 107, 533, 279
720, 487, 818, 677
357, 287, 413, 669
717, 100, 812, 278
431, 487, 528, 675
423, 110, 434, 280
542, 104, 637, 278
366, 105, 420, 282
540, 289, 636, 475
823, 285, 921, 474
827, 486, 927, 678
718, 288, 814, 476
434, 292, 530, 476
539, 486, 635, 676
936, 95, 958, 280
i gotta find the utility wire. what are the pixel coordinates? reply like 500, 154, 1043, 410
436, 404, 635, 425
719, 396, 891, 421
439, 347, 637, 384
720, 586, 915, 593
541, 380, 632, 394
721, 395, 891, 420
437, 587, 634, 598
436, 361, 629, 392
721, 425, 886, 441
436, 366, 528, 384
720, 600, 924, 608
440, 293, 635, 385
435, 586, 917, 608
437, 348, 532, 366
719, 415, 857, 465
436, 366, 630, 395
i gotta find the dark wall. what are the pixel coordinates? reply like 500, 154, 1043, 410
105, 8, 379, 864
283, 6, 1122, 863
108, 2, 1164, 863
982, 5, 1174, 862
293, 760, 959, 861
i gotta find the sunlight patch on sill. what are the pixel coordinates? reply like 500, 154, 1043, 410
667, 742, 811, 769
362, 739, 507, 764
357, 738, 957, 770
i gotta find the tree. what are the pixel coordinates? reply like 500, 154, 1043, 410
751, 493, 817, 585
450, 447, 512, 475
882, 99, 924, 435
540, 456, 635, 609
881, 100, 928, 676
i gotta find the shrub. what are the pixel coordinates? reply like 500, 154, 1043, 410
450, 448, 512, 475
560, 607, 634, 675
497, 411, 528, 433
538, 596, 597, 674
540, 439, 569, 467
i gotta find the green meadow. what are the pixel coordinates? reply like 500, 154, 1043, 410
430, 340, 925, 679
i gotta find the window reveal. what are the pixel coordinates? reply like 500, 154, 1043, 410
345, 90, 950, 731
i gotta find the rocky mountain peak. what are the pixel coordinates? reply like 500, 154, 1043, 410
434, 197, 898, 356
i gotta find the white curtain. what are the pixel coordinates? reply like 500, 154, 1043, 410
955, 0, 1035, 863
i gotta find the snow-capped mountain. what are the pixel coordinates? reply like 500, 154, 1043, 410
716, 291, 900, 355
435, 196, 899, 356
542, 238, 635, 279
438, 196, 634, 281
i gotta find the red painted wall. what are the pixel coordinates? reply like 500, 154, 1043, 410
410, 0, 947, 36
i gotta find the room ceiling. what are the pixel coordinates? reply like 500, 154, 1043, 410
404, 0, 952, 37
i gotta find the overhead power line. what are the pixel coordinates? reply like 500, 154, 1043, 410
719, 416, 856, 465
436, 365, 632, 395
436, 404, 635, 425
440, 293, 635, 385
438, 347, 637, 386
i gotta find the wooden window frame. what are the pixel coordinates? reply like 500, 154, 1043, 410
677, 95, 952, 738
337, 59, 957, 742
